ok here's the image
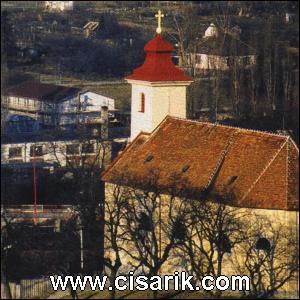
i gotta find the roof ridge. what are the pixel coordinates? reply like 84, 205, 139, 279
167, 116, 290, 140
241, 139, 288, 203
205, 130, 240, 189
136, 116, 171, 147
289, 138, 299, 152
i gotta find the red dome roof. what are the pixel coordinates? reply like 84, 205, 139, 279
125, 34, 192, 82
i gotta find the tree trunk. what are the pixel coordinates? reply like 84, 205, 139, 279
215, 252, 223, 299
1, 264, 12, 299
109, 271, 117, 299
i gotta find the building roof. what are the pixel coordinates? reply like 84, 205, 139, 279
102, 116, 299, 211
125, 34, 192, 82
83, 21, 99, 31
6, 81, 81, 102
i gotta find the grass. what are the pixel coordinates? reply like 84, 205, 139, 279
87, 83, 131, 112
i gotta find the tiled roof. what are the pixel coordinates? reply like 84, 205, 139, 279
102, 117, 299, 211
6, 81, 81, 102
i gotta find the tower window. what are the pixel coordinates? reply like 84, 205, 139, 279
139, 93, 145, 113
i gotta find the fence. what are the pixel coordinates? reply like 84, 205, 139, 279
1, 277, 56, 299
21, 277, 55, 299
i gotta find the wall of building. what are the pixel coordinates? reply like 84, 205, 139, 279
104, 182, 299, 295
5, 91, 115, 128
57, 92, 115, 126
181, 54, 257, 71
1, 140, 112, 168
45, 1, 73, 11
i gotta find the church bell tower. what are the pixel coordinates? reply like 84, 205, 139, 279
125, 10, 193, 140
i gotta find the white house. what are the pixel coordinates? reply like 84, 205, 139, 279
45, 1, 73, 12
180, 23, 256, 73
1, 138, 111, 168
57, 91, 115, 127
3, 81, 115, 131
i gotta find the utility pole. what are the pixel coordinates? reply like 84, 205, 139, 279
77, 215, 84, 272
33, 147, 37, 224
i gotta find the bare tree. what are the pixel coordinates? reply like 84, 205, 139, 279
1, 211, 14, 299
108, 171, 188, 298
103, 183, 128, 299
175, 192, 247, 298
43, 128, 112, 275
168, 4, 200, 70
262, 19, 277, 116
281, 50, 294, 129
230, 215, 299, 299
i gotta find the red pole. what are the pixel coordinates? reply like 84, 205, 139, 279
33, 154, 37, 224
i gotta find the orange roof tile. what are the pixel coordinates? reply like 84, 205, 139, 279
102, 117, 299, 211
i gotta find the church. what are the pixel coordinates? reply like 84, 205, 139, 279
102, 11, 299, 296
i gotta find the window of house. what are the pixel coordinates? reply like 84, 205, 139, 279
82, 143, 94, 154
139, 93, 145, 113
30, 145, 43, 157
66, 144, 80, 155
9, 147, 22, 158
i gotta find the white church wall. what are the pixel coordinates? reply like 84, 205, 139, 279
130, 82, 154, 140
152, 85, 187, 129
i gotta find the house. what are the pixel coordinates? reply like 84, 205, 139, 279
101, 15, 299, 294
285, 12, 296, 24
45, 1, 73, 12
180, 23, 256, 74
1, 133, 111, 169
3, 81, 115, 132
83, 21, 99, 38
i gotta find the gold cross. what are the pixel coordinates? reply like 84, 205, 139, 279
155, 10, 164, 34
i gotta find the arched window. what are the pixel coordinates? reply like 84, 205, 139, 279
139, 93, 145, 113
